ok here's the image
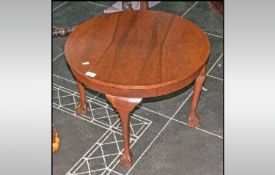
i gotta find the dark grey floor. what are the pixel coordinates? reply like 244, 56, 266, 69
53, 1, 223, 175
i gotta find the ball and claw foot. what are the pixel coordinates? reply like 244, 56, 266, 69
120, 151, 133, 168
75, 103, 87, 116
188, 112, 200, 128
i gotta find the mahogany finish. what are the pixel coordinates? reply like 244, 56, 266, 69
76, 81, 87, 115
65, 10, 210, 98
188, 65, 207, 128
64, 10, 210, 167
106, 95, 142, 167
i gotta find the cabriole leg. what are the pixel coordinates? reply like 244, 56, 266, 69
106, 94, 142, 167
75, 81, 87, 116
188, 65, 207, 128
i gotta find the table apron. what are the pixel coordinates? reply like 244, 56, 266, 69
71, 67, 202, 98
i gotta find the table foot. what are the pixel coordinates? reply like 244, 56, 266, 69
76, 103, 87, 116
76, 81, 87, 116
188, 112, 200, 128
106, 94, 142, 167
188, 65, 207, 128
120, 151, 133, 167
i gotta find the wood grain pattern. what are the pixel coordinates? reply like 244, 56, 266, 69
64, 10, 211, 167
65, 10, 210, 98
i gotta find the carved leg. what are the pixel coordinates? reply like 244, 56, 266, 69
106, 94, 142, 167
76, 81, 87, 116
188, 65, 207, 128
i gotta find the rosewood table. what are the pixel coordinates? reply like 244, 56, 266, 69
64, 10, 210, 167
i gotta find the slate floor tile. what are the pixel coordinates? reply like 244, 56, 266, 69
53, 1, 105, 27
53, 54, 75, 82
53, 1, 67, 10
174, 77, 224, 137
185, 1, 223, 36
53, 75, 99, 102
208, 56, 224, 79
206, 36, 224, 71
53, 108, 106, 175
53, 37, 67, 59
91, 1, 117, 7
128, 121, 223, 175
151, 1, 197, 16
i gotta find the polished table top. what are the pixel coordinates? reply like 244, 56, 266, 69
64, 9, 211, 167
65, 10, 210, 98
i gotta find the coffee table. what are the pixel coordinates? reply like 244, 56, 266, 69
64, 10, 210, 167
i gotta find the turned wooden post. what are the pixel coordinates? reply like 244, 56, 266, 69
52, 26, 76, 37
140, 1, 149, 10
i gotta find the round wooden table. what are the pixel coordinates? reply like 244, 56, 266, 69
65, 10, 210, 167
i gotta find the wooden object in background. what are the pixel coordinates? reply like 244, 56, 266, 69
65, 10, 210, 167
122, 1, 133, 11
53, 26, 76, 37
53, 128, 60, 153
140, 1, 149, 10
210, 1, 224, 17
122, 1, 149, 10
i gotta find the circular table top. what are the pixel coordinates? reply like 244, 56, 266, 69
65, 10, 210, 98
